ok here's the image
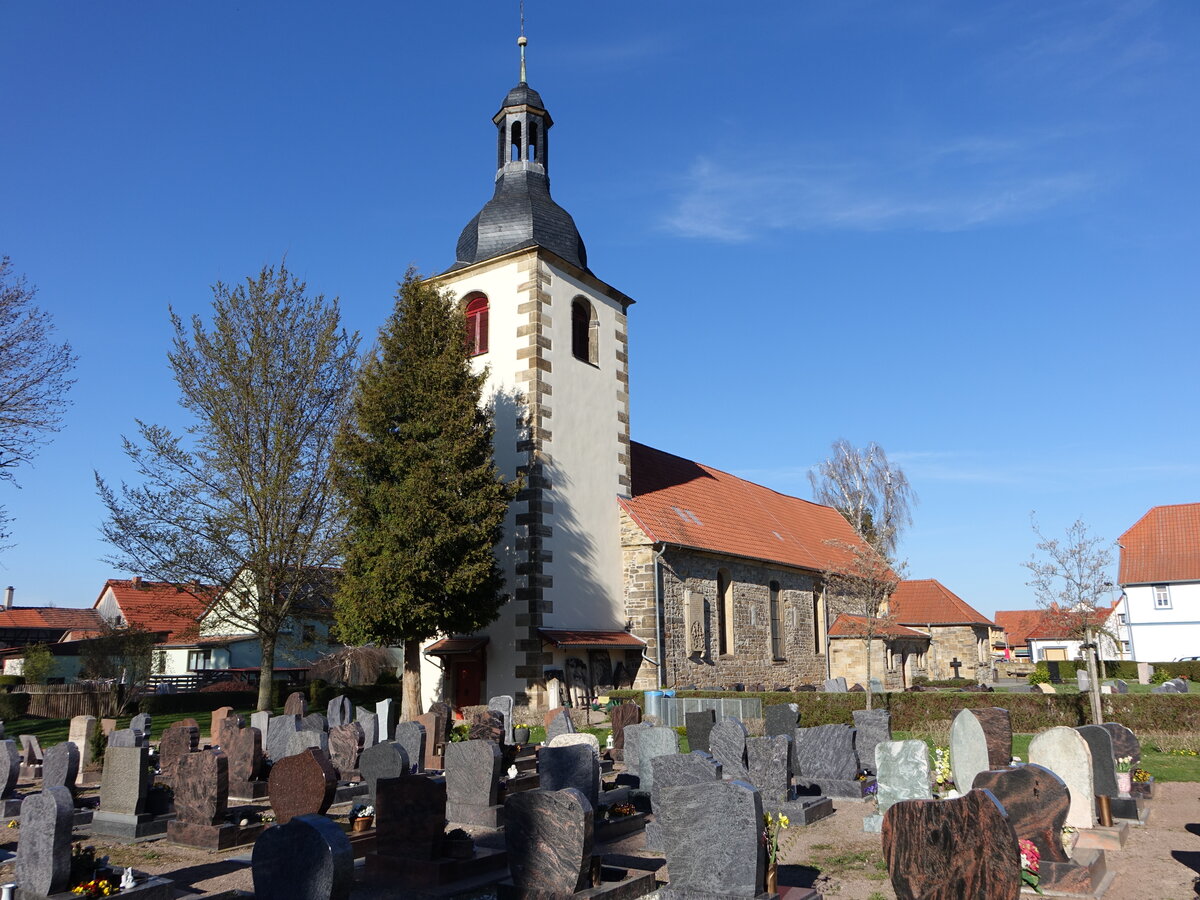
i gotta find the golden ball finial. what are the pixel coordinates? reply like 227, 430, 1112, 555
518, 35, 528, 47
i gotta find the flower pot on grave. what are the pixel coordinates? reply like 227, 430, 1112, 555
1116, 772, 1132, 795
352, 816, 374, 833
513, 727, 530, 744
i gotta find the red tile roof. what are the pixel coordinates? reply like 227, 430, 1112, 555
424, 637, 489, 656
95, 580, 213, 642
889, 579, 994, 626
1119, 503, 1200, 585
0, 607, 104, 633
1025, 601, 1121, 640
538, 629, 646, 649
621, 442, 883, 576
828, 614, 930, 639
994, 610, 1045, 648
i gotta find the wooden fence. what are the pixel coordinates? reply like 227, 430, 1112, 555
15, 684, 122, 718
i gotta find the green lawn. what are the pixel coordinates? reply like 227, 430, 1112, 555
5, 706, 280, 749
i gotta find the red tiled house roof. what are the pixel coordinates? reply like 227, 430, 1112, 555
888, 579, 994, 627
828, 614, 930, 639
994, 609, 1045, 648
1119, 503, 1200, 585
1024, 600, 1121, 641
0, 607, 104, 632
620, 442, 884, 576
94, 579, 213, 642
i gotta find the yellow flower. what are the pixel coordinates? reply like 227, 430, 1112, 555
779, 815, 790, 828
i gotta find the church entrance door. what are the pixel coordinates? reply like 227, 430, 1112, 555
453, 658, 483, 708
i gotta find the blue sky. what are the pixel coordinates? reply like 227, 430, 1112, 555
2, 2, 1197, 617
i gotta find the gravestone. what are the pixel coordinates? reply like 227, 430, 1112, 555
327, 695, 352, 729
108, 728, 139, 749
1136, 662, 1152, 685
251, 710, 271, 737
658, 779, 766, 899
746, 735, 791, 805
1103, 679, 1129, 694
394, 721, 427, 773
503, 788, 593, 896
823, 677, 848, 692
19, 734, 43, 779
1152, 681, 1178, 694
286, 729, 329, 759
1101, 722, 1140, 766
622, 722, 651, 778
444, 739, 504, 827
130, 713, 152, 746
375, 698, 397, 740
265, 715, 300, 763
764, 704, 800, 739
413, 712, 446, 770
644, 752, 723, 849
882, 789, 1021, 900
1036, 683, 1057, 694
159, 722, 199, 780
794, 724, 868, 798
852, 708, 892, 775
375, 774, 447, 861
283, 691, 308, 716
268, 748, 338, 824
168, 748, 247, 849
210, 707, 235, 744
709, 718, 750, 781
971, 764, 1104, 895
949, 709, 991, 795
355, 707, 378, 749
467, 708, 505, 745
1029, 726, 1096, 829
539, 742, 600, 807
328, 722, 365, 779
870, 676, 885, 694
358, 741, 410, 805
610, 701, 641, 754
487, 695, 515, 744
68, 715, 97, 768
547, 732, 601, 760
685, 709, 717, 753
14, 786, 74, 897
1046, 660, 1062, 684
1, 739, 20, 797
252, 813, 353, 900
967, 707, 1013, 769
300, 712, 328, 733
92, 744, 166, 840
41, 742, 79, 796
864, 740, 931, 833
1077, 724, 1139, 819
544, 707, 575, 744
636, 726, 681, 794
1077, 669, 1091, 692
225, 724, 264, 789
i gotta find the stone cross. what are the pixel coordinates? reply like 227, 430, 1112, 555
14, 786, 75, 897
948, 657, 963, 678
252, 813, 353, 900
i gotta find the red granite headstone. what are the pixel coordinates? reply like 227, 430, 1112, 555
268, 747, 338, 824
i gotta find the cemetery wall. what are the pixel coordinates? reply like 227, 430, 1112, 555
609, 688, 1200, 733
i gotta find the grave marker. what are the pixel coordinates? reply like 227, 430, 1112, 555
14, 786, 74, 897
539, 742, 600, 807
658, 779, 765, 898
1029, 726, 1096, 830
394, 721, 426, 773
503, 788, 593, 897
950, 709, 992, 794
252, 813, 353, 900
709, 718, 750, 781
41, 742, 79, 797
267, 747, 338, 824
358, 741, 410, 805
444, 739, 503, 827
68, 715, 97, 768
852, 708, 891, 775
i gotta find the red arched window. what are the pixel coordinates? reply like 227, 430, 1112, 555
466, 295, 489, 356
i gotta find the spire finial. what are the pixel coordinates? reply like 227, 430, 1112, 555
518, 1, 527, 83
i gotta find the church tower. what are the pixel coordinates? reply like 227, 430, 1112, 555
425, 37, 638, 707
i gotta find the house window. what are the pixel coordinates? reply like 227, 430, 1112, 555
187, 649, 212, 671
717, 569, 733, 655
571, 297, 598, 365
769, 581, 784, 660
1154, 585, 1171, 609
465, 294, 489, 356
302, 624, 316, 644
1121, 640, 1132, 654
1116, 613, 1127, 625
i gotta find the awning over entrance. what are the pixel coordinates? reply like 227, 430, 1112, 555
424, 637, 489, 656
538, 629, 646, 650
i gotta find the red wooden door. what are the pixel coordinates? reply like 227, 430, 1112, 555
453, 658, 483, 708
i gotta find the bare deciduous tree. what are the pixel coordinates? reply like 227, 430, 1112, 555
809, 439, 915, 563
96, 262, 359, 711
1023, 516, 1116, 726
0, 258, 78, 544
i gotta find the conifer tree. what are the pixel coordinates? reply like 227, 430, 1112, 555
334, 270, 517, 719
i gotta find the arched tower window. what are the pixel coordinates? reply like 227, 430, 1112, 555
528, 122, 539, 161
571, 297, 598, 365
510, 121, 522, 162
465, 294, 489, 357
769, 581, 784, 660
717, 568, 733, 655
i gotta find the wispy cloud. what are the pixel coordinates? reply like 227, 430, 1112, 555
660, 134, 1095, 241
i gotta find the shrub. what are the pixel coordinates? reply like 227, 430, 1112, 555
0, 692, 31, 719
199, 679, 254, 693
1150, 668, 1173, 685
1028, 665, 1049, 685
308, 679, 331, 709
0, 675, 23, 691
138, 691, 265, 715
376, 670, 400, 685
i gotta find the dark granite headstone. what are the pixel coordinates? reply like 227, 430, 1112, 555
358, 741, 410, 804
283, 691, 308, 716
746, 735, 791, 805
685, 709, 717, 753
794, 724, 858, 780
539, 742, 600, 808
160, 722, 200, 780
445, 740, 502, 807
610, 701, 641, 752
328, 722, 365, 779
267, 747, 338, 824
882, 789, 1021, 900
764, 704, 800, 739
853, 709, 892, 775
544, 707, 575, 744
1102, 722, 1140, 766
0, 739, 20, 797
355, 707, 378, 749
709, 718, 750, 781
1046, 661, 1061, 684
252, 813, 353, 900
327, 695, 352, 729
394, 721, 427, 772
413, 712, 445, 769
14, 786, 74, 897
265, 715, 300, 763
658, 779, 765, 898
1076, 725, 1119, 798
968, 707, 1013, 769
41, 742, 79, 796
174, 748, 228, 826
467, 708, 505, 745
487, 695, 515, 744
504, 788, 593, 896
376, 775, 447, 861
300, 712, 328, 734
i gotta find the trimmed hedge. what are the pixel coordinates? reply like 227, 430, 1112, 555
0, 692, 30, 719
609, 688, 1200, 733
307, 680, 404, 712
138, 690, 270, 715
0, 675, 24, 691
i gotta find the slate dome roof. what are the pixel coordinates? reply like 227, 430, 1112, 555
501, 82, 545, 110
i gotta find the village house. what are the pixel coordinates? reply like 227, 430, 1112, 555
1118, 502, 1200, 662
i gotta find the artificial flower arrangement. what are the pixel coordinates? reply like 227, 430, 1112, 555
348, 803, 375, 822
607, 801, 637, 819
1018, 838, 1043, 894
933, 747, 954, 794
1132, 767, 1151, 783
70, 879, 115, 897
762, 812, 790, 865
1115, 756, 1133, 773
